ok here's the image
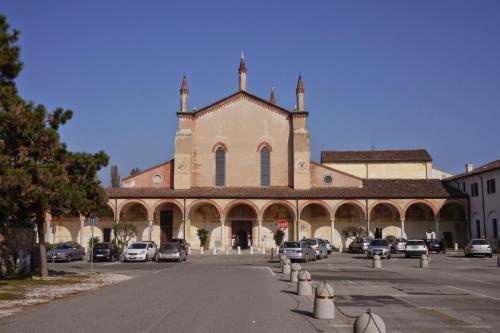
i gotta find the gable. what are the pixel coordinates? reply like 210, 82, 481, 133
123, 160, 174, 188
310, 162, 362, 188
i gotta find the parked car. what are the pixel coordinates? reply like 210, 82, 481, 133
390, 238, 407, 253
47, 241, 85, 262
92, 242, 121, 261
424, 239, 442, 253
156, 242, 187, 262
171, 238, 189, 254
305, 238, 328, 259
123, 242, 157, 262
464, 239, 493, 258
349, 237, 373, 253
405, 240, 428, 258
279, 241, 317, 262
366, 239, 391, 259
324, 240, 333, 254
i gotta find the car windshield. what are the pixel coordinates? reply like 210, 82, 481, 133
55, 244, 73, 249
129, 243, 147, 249
471, 239, 489, 245
283, 242, 300, 248
94, 243, 110, 249
407, 240, 424, 245
161, 244, 177, 250
370, 240, 388, 246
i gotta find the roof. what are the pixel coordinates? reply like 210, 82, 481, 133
445, 159, 500, 181
107, 179, 464, 200
122, 160, 173, 181
321, 149, 432, 163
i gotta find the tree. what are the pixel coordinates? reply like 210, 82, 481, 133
110, 165, 120, 188
342, 226, 367, 241
130, 168, 141, 176
0, 15, 109, 277
114, 223, 137, 253
197, 229, 209, 249
273, 230, 285, 247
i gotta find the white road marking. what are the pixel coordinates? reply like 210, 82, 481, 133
447, 286, 500, 302
267, 267, 276, 277
417, 306, 449, 310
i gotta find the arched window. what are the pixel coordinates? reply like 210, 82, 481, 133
215, 147, 225, 187
260, 146, 270, 186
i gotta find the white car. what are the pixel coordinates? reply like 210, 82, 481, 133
405, 240, 428, 258
124, 242, 157, 262
464, 239, 493, 258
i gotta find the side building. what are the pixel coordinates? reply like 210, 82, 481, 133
44, 57, 468, 251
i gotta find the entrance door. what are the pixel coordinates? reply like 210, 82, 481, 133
232, 221, 252, 249
375, 228, 383, 239
443, 232, 453, 248
103, 228, 111, 242
160, 210, 173, 245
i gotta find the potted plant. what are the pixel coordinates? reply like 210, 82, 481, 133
273, 229, 285, 247
197, 228, 209, 250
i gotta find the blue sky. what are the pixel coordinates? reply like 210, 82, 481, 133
2, 1, 499, 186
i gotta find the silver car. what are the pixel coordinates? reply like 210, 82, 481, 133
47, 241, 85, 262
390, 238, 407, 253
349, 237, 373, 253
366, 239, 391, 259
156, 242, 187, 262
279, 241, 317, 262
465, 239, 493, 258
305, 238, 328, 259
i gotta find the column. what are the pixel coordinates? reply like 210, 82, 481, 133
400, 219, 405, 239
148, 218, 153, 242
45, 213, 52, 243
434, 218, 440, 240
220, 218, 225, 249
330, 218, 335, 244
258, 218, 262, 249
79, 215, 85, 246
294, 217, 298, 241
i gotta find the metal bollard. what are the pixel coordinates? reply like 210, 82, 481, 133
297, 269, 313, 296
313, 281, 335, 319
250, 246, 253, 255
237, 246, 241, 255
420, 255, 429, 268
213, 247, 217, 255
290, 263, 301, 283
372, 255, 381, 268
200, 247, 204, 255
282, 258, 291, 275
353, 309, 386, 333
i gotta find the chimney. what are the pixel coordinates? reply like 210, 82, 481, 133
465, 162, 474, 173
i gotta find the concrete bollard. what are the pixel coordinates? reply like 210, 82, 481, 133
250, 246, 253, 255
271, 247, 275, 260
454, 242, 458, 251
187, 247, 191, 255
213, 247, 217, 255
200, 247, 204, 255
237, 246, 241, 255
313, 281, 335, 319
282, 259, 291, 275
262, 246, 265, 255
280, 255, 286, 268
297, 269, 313, 296
276, 247, 279, 255
225, 247, 229, 255
372, 255, 381, 269
420, 255, 429, 268
290, 263, 301, 283
353, 309, 386, 333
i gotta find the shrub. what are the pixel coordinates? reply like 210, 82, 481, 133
197, 229, 209, 248
273, 230, 285, 247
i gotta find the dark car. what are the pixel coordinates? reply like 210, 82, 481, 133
47, 241, 85, 262
92, 242, 121, 261
171, 238, 189, 254
157, 242, 187, 262
424, 239, 442, 253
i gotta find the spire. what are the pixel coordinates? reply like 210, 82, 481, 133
238, 53, 247, 91
295, 73, 304, 111
269, 85, 276, 105
179, 75, 188, 113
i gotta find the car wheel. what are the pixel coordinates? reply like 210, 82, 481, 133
178, 256, 182, 263
405, 254, 409, 258
488, 254, 493, 258
387, 254, 391, 259
304, 254, 308, 263
66, 255, 72, 262
144, 255, 148, 262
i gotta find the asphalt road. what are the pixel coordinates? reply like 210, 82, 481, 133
1, 252, 500, 333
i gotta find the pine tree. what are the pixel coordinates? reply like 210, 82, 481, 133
111, 165, 120, 188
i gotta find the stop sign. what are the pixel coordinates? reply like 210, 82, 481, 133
277, 219, 288, 231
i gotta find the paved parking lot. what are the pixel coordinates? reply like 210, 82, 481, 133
1, 252, 499, 332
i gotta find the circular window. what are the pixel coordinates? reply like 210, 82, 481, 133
323, 175, 333, 184
152, 174, 162, 184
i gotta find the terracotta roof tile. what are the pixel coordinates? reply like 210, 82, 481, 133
321, 149, 432, 163
446, 159, 500, 181
107, 179, 463, 199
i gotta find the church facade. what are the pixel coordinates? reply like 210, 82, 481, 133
46, 57, 468, 251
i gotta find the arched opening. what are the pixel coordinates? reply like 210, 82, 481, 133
119, 202, 149, 243
226, 203, 258, 250
439, 202, 467, 247
334, 202, 366, 252
299, 202, 331, 241
152, 201, 184, 246
261, 202, 295, 248
189, 202, 221, 250
51, 214, 80, 245
370, 202, 401, 239
404, 203, 435, 240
